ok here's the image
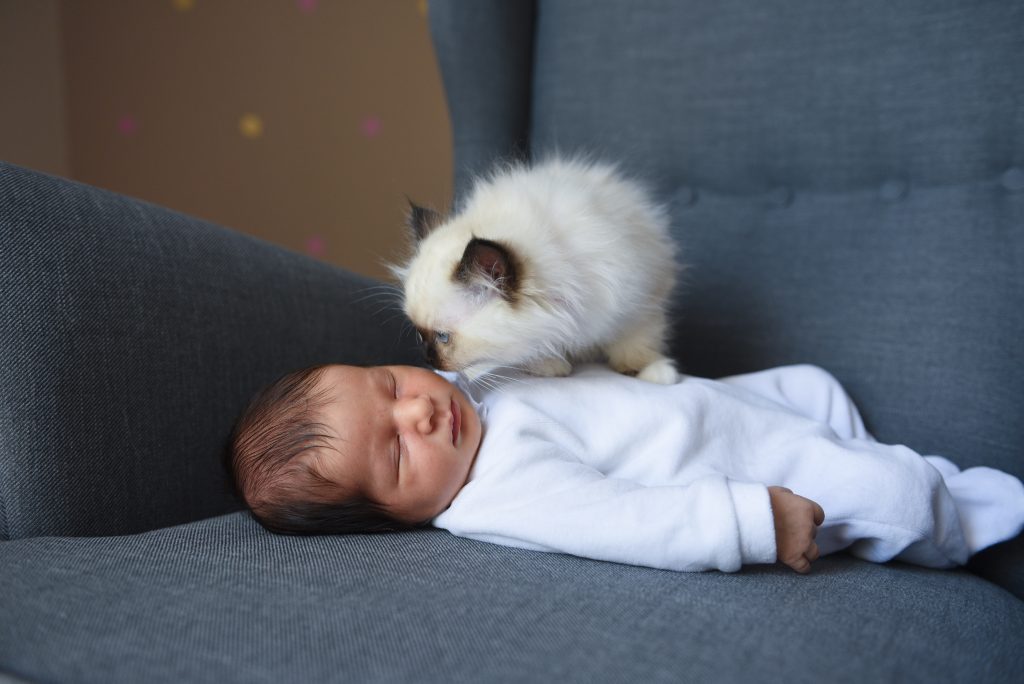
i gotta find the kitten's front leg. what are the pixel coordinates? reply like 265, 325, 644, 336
525, 356, 573, 378
635, 358, 679, 384
605, 318, 680, 384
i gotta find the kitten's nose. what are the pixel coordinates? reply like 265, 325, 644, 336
425, 343, 442, 369
412, 327, 438, 367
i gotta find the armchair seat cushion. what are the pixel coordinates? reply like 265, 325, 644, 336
2, 512, 1022, 683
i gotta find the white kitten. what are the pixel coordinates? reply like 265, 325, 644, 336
392, 156, 679, 384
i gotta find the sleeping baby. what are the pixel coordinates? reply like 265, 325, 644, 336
227, 363, 1024, 574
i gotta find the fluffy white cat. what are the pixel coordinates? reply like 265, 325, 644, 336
392, 156, 679, 384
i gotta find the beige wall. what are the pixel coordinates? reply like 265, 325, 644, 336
0, 0, 452, 282
0, 0, 69, 177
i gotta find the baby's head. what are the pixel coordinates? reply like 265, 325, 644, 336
228, 363, 482, 535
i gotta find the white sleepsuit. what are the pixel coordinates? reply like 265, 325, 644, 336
432, 365, 1024, 573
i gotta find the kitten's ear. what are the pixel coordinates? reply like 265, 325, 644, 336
456, 238, 519, 301
406, 200, 443, 241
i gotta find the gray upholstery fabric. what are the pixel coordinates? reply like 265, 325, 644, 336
428, 0, 536, 200
0, 674, 29, 684
0, 162, 422, 540
970, 535, 1024, 602
529, 0, 1022, 192
2, 512, 1023, 684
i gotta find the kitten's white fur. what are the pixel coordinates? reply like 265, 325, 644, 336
393, 156, 679, 384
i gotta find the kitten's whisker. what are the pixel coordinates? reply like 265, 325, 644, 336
354, 284, 401, 296
473, 368, 532, 396
485, 370, 527, 386
352, 290, 399, 305
373, 302, 403, 317
380, 311, 411, 328
358, 291, 399, 300
355, 290, 401, 303
358, 288, 396, 296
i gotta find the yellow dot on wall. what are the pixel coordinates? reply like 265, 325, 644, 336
239, 114, 264, 139
173, 0, 195, 11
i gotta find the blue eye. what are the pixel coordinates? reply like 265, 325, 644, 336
435, 331, 450, 344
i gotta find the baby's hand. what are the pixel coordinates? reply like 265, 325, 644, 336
768, 486, 825, 574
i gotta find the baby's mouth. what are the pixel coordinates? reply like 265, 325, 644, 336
451, 398, 461, 446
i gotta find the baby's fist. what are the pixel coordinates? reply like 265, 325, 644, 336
768, 486, 825, 574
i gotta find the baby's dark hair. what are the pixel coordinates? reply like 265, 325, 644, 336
227, 364, 422, 535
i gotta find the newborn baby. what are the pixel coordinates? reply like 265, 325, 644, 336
227, 363, 1024, 574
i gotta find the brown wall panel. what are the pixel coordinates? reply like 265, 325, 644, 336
51, 0, 451, 281
0, 0, 69, 177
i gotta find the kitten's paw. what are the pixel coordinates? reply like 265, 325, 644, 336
527, 357, 573, 377
636, 358, 680, 384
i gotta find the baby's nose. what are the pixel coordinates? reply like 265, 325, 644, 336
396, 396, 434, 433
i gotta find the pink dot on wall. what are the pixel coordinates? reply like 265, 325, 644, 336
361, 116, 382, 138
305, 234, 327, 258
117, 115, 139, 136
296, 0, 318, 13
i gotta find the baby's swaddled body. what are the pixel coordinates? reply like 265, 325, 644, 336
434, 365, 1024, 573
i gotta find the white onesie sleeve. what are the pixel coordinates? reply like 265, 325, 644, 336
434, 438, 777, 573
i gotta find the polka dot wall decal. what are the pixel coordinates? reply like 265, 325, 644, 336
239, 114, 264, 139
305, 234, 327, 258
296, 0, 318, 12
361, 116, 382, 138
117, 115, 139, 136
172, 0, 195, 11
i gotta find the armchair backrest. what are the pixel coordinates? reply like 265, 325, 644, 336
430, 0, 1024, 477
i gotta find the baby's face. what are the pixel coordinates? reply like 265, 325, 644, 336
310, 364, 482, 523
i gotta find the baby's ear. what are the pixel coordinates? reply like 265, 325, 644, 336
406, 200, 443, 241
456, 238, 519, 301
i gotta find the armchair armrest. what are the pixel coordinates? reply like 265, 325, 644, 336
0, 162, 421, 540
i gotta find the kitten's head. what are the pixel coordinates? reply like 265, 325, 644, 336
392, 202, 562, 378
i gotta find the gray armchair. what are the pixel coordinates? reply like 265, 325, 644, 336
2, 1, 1022, 681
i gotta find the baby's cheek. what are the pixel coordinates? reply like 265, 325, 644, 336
467, 411, 483, 452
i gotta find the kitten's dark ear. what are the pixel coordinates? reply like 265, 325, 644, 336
456, 238, 519, 301
406, 200, 443, 241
